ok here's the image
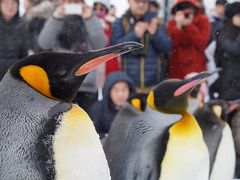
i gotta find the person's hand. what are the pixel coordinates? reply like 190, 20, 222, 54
82, 4, 93, 19
147, 17, 159, 36
53, 4, 65, 19
134, 22, 149, 38
174, 11, 185, 29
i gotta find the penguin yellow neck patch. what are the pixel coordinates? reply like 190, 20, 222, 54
20, 65, 52, 98
131, 98, 141, 111
170, 112, 201, 136
147, 91, 156, 110
160, 111, 210, 179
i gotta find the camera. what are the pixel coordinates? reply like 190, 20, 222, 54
182, 9, 193, 19
64, 3, 83, 15
184, 12, 191, 19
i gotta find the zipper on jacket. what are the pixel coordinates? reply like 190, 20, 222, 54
140, 33, 149, 89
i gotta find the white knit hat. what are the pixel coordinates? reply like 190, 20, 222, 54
94, 0, 111, 9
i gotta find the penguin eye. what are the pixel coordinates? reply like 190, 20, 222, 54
55, 70, 67, 78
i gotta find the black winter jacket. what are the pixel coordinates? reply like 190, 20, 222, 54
0, 16, 29, 80
215, 23, 240, 101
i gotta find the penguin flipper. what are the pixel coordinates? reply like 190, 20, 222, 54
134, 156, 159, 180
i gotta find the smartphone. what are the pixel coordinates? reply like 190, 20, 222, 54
64, 3, 83, 15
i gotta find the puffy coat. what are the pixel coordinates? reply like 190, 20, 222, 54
167, 0, 210, 79
111, 10, 172, 88
215, 23, 240, 101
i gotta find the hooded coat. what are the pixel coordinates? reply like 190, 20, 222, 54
167, 0, 210, 79
88, 72, 135, 138
214, 2, 240, 101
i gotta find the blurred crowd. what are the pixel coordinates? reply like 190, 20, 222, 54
0, 0, 240, 175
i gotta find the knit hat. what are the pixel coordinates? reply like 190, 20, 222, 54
225, 2, 240, 19
94, 0, 111, 9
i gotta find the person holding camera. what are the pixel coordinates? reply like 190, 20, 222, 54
111, 0, 172, 95
38, 0, 107, 52
167, 0, 210, 80
38, 0, 108, 110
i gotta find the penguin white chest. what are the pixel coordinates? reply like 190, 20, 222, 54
160, 113, 210, 180
53, 105, 110, 180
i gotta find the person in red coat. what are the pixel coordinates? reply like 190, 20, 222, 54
167, 0, 210, 79
93, 1, 120, 76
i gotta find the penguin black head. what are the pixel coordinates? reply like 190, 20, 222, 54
147, 72, 213, 114
10, 42, 143, 102
202, 99, 230, 121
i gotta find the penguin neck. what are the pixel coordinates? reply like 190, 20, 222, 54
173, 111, 201, 136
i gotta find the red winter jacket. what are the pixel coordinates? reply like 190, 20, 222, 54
103, 19, 121, 75
167, 2, 210, 79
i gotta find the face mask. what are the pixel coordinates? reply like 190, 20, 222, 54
96, 11, 107, 19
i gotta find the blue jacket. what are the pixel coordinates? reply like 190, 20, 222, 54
111, 10, 172, 88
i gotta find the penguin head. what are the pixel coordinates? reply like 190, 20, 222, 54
129, 94, 147, 112
147, 72, 212, 114
205, 99, 230, 121
10, 42, 143, 102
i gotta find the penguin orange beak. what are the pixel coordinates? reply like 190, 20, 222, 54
76, 42, 143, 76
174, 71, 213, 97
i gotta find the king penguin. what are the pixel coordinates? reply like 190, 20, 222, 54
107, 72, 212, 180
194, 99, 236, 180
146, 72, 213, 180
0, 42, 143, 180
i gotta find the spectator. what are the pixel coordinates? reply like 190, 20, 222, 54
205, 0, 227, 98
111, 0, 172, 95
38, 0, 108, 110
24, 0, 56, 53
106, 4, 116, 23
214, 2, 240, 101
24, 0, 39, 13
93, 0, 120, 91
88, 72, 135, 140
149, 0, 165, 26
38, 0, 107, 52
210, 0, 227, 42
0, 0, 29, 80
167, 0, 211, 79
149, 0, 159, 13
